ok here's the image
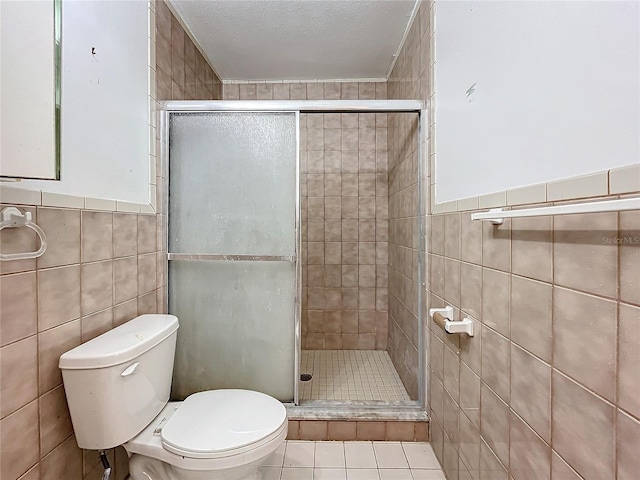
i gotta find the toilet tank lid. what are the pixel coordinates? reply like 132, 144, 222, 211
59, 314, 179, 370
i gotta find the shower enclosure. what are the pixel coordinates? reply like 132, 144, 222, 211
161, 100, 425, 410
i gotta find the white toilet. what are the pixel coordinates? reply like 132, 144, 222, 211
59, 314, 287, 480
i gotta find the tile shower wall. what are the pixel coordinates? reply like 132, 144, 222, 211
384, 0, 428, 404
389, 2, 640, 480
386, 111, 420, 399
223, 82, 391, 350
0, 3, 221, 480
155, 0, 222, 101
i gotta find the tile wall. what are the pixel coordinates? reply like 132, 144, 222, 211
223, 82, 391, 351
0, 2, 221, 479
155, 0, 222, 101
389, 2, 640, 480
386, 111, 421, 399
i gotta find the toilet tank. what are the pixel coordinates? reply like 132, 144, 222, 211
59, 314, 179, 450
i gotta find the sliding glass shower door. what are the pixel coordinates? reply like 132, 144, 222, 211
167, 112, 299, 402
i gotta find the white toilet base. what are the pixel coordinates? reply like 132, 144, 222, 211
129, 454, 262, 480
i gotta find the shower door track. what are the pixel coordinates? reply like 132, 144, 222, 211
161, 100, 428, 414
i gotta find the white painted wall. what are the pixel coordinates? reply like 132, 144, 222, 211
0, 1, 57, 179
20, 0, 150, 204
434, 1, 640, 204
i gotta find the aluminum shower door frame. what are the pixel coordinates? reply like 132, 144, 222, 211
160, 99, 426, 411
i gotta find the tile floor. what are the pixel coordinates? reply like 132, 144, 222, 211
259, 441, 445, 480
300, 350, 411, 401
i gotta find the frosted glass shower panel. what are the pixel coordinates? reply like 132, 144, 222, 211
169, 260, 296, 402
169, 112, 297, 256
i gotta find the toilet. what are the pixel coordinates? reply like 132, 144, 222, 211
59, 314, 287, 480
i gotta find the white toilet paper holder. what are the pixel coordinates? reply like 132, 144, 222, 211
429, 306, 474, 336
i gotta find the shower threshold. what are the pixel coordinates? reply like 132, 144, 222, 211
287, 400, 427, 422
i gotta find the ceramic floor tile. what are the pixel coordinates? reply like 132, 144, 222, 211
300, 350, 410, 401
345, 442, 378, 469
411, 469, 447, 480
314, 468, 348, 480
259, 466, 282, 480
378, 468, 413, 480
315, 442, 346, 468
264, 443, 286, 466
284, 441, 315, 467
281, 467, 314, 480
346, 468, 382, 480
270, 441, 445, 480
373, 442, 410, 469
402, 443, 440, 469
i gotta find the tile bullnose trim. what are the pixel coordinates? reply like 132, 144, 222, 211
431, 164, 640, 214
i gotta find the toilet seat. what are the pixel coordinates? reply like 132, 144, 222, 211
124, 390, 288, 472
161, 389, 287, 458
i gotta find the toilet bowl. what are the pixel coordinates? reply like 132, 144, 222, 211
59, 314, 287, 480
126, 390, 287, 480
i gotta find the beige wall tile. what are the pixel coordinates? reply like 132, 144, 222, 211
460, 212, 482, 265
137, 215, 157, 254
481, 327, 510, 402
458, 411, 480, 478
509, 411, 550, 480
36, 208, 80, 270
510, 275, 552, 362
81, 261, 113, 316
1, 272, 37, 346
39, 385, 73, 457
38, 319, 81, 394
553, 287, 617, 400
480, 384, 509, 466
40, 435, 82, 480
137, 254, 157, 295
113, 298, 138, 327
459, 320, 481, 375
617, 409, 640, 480
17, 465, 39, 480
137, 291, 157, 315
551, 452, 582, 480
0, 336, 37, 418
553, 212, 617, 298
460, 262, 481, 320
481, 268, 509, 336
552, 372, 614, 480
443, 346, 460, 402
459, 362, 480, 430
482, 220, 511, 272
444, 213, 461, 259
618, 302, 640, 418
1, 401, 39, 480
81, 308, 113, 343
619, 210, 640, 305
444, 259, 460, 308
114, 257, 138, 304
431, 215, 445, 256
113, 213, 138, 258
479, 439, 508, 480
510, 344, 551, 442
81, 212, 113, 263
511, 215, 553, 283
38, 266, 80, 332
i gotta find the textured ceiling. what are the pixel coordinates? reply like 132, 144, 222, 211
170, 0, 420, 81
